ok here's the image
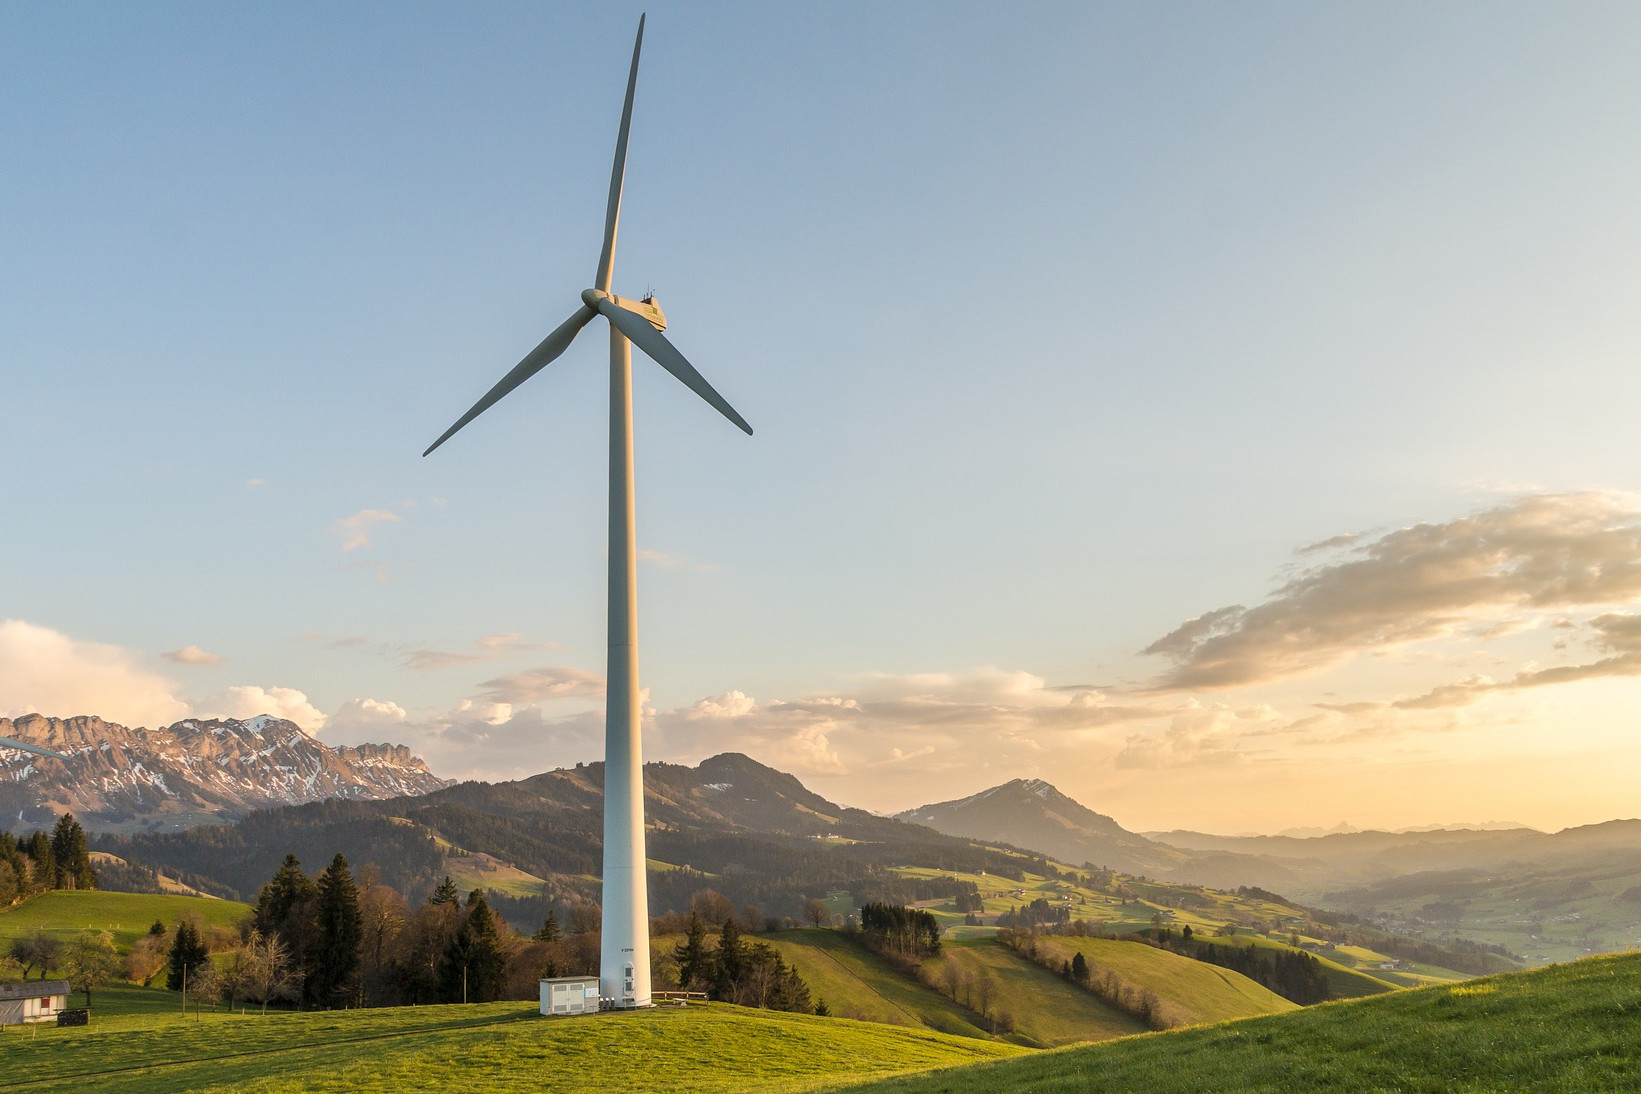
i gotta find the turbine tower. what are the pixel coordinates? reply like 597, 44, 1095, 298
423, 14, 750, 1009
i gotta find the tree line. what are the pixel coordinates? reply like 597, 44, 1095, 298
0, 813, 97, 905
130, 853, 824, 1017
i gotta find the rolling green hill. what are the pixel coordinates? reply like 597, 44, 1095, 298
764, 929, 990, 1038
818, 952, 1641, 1094
1028, 936, 1297, 1026
0, 890, 251, 951
1, 999, 1024, 1094
920, 938, 1148, 1046
1191, 932, 1401, 999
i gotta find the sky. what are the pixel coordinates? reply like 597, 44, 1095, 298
5, 2, 1641, 835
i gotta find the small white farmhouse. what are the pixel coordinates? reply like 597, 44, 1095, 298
0, 980, 71, 1025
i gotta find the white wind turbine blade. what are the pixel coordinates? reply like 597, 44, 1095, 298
593, 295, 753, 435
423, 303, 598, 456
0, 736, 68, 761
594, 13, 645, 294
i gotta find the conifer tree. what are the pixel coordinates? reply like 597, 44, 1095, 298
253, 854, 317, 937
437, 890, 506, 1003
166, 920, 210, 991
673, 912, 709, 989
712, 918, 744, 1001
532, 910, 561, 943
310, 853, 362, 1008
49, 813, 96, 890
24, 831, 54, 894
429, 876, 460, 905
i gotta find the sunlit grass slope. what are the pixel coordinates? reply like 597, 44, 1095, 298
922, 939, 1147, 1047
4, 1000, 1025, 1094
1029, 936, 1297, 1026
0, 890, 251, 950
820, 952, 1641, 1094
765, 928, 989, 1038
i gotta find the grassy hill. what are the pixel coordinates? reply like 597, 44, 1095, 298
0, 890, 251, 951
1027, 936, 1297, 1026
920, 938, 1148, 1046
1, 996, 1024, 1094
817, 952, 1641, 1093
1189, 932, 1401, 999
765, 929, 990, 1038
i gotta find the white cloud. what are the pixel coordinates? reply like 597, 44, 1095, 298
477, 665, 606, 704
163, 644, 225, 666
1143, 492, 1641, 689
684, 691, 758, 720
319, 698, 410, 746
1114, 703, 1269, 769
0, 619, 189, 728
333, 508, 401, 552
402, 633, 556, 671
200, 685, 327, 732
637, 548, 716, 573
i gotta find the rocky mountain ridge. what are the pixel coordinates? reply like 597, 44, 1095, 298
0, 713, 451, 833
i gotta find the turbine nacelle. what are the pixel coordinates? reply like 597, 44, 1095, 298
582, 288, 666, 332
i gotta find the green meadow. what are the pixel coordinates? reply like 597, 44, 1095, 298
819, 952, 1641, 1094
765, 928, 987, 1037
1025, 935, 1297, 1026
2, 995, 1022, 1094
0, 891, 251, 951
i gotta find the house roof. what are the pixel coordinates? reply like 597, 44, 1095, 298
0, 981, 70, 1001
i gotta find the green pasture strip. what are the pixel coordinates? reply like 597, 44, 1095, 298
1029, 936, 1296, 1026
765, 929, 988, 1039
925, 939, 1147, 1047
821, 952, 1641, 1094
0, 891, 251, 951
4, 1002, 1024, 1094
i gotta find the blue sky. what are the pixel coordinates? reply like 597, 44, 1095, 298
6, 2, 1641, 832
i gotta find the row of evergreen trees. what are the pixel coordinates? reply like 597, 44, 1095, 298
672, 913, 813, 1012
237, 854, 511, 1008
0, 813, 96, 904
858, 902, 942, 957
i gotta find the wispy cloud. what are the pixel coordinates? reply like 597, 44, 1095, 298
333, 508, 402, 552
163, 644, 225, 667
402, 633, 559, 671
1142, 492, 1641, 690
638, 548, 716, 573
477, 665, 607, 704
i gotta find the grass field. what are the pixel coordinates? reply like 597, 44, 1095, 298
765, 929, 989, 1038
0, 891, 251, 952
920, 939, 1147, 1047
1, 997, 1025, 1094
818, 952, 1641, 1093
1028, 936, 1297, 1027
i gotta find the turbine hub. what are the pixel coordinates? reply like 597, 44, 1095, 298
585, 287, 667, 332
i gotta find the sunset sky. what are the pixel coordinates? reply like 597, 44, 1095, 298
6, 3, 1641, 834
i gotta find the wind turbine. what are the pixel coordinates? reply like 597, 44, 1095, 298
423, 14, 750, 1009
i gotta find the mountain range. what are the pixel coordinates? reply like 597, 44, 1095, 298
10, 708, 1641, 963
0, 713, 450, 833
